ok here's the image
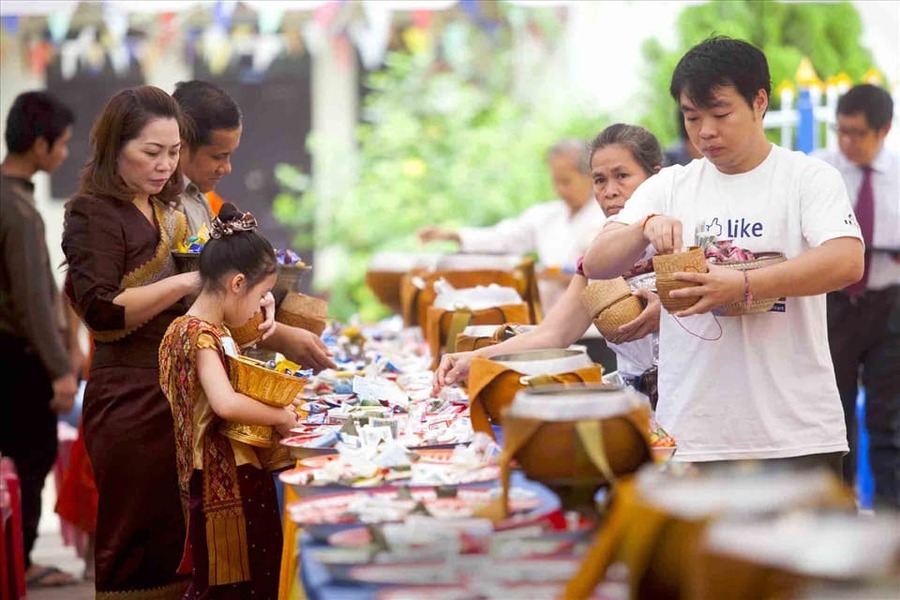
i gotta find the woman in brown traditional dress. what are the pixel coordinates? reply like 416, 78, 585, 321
160, 204, 297, 598
62, 86, 272, 598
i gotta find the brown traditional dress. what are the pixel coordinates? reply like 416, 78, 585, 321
159, 316, 283, 599
62, 194, 189, 599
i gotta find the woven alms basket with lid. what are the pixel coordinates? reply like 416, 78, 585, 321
652, 246, 708, 312
581, 278, 644, 339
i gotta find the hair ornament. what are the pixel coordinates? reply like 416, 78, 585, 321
210, 212, 258, 238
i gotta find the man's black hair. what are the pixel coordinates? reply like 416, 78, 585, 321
837, 84, 894, 131
670, 36, 771, 112
172, 80, 242, 149
4, 91, 74, 154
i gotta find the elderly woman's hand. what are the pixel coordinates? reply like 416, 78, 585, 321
433, 351, 475, 395
610, 289, 660, 344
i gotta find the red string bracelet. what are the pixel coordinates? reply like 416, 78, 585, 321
641, 213, 660, 232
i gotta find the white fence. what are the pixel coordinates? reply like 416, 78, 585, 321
765, 82, 900, 154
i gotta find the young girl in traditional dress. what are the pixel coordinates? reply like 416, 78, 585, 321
159, 203, 298, 598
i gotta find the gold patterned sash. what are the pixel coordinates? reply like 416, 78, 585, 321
91, 200, 187, 342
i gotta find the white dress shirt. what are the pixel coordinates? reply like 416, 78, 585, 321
458, 199, 603, 269
814, 147, 900, 290
458, 199, 606, 310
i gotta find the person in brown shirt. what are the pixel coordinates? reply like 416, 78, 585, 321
0, 91, 80, 587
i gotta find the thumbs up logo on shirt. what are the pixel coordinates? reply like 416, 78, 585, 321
706, 218, 724, 238
703, 217, 764, 240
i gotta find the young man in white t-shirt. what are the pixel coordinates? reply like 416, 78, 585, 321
582, 37, 865, 471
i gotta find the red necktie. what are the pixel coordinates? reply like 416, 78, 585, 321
846, 165, 874, 296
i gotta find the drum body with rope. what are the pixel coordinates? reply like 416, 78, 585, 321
566, 465, 857, 600
502, 384, 652, 511
466, 349, 602, 437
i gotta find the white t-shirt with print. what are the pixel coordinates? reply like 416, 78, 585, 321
610, 145, 862, 462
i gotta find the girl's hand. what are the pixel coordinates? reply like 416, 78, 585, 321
275, 406, 299, 438
257, 292, 277, 341
612, 289, 660, 343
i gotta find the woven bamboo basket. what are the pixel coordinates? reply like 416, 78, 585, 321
276, 292, 328, 335
715, 252, 787, 316
581, 278, 644, 339
273, 265, 311, 297
219, 422, 274, 448
230, 311, 265, 347
652, 247, 708, 312
172, 251, 201, 274
227, 354, 307, 407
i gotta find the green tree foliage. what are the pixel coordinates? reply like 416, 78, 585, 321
640, 0, 877, 147
276, 18, 602, 321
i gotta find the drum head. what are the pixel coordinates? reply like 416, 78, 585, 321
508, 384, 641, 422
491, 348, 593, 376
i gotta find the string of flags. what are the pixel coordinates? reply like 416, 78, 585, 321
0, 0, 558, 79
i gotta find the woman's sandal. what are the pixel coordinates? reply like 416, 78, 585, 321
25, 565, 79, 588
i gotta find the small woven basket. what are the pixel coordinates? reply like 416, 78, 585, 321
716, 252, 787, 316
230, 311, 265, 348
653, 247, 708, 312
227, 354, 307, 407
172, 251, 201, 274
276, 292, 328, 335
581, 278, 644, 339
274, 265, 310, 297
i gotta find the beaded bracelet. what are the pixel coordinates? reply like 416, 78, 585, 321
743, 270, 753, 309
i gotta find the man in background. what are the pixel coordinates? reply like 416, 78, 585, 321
0, 91, 79, 588
417, 139, 603, 311
663, 110, 702, 166
815, 83, 899, 508
172, 80, 336, 371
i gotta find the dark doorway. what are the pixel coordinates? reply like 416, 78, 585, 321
46, 54, 145, 199
192, 53, 313, 271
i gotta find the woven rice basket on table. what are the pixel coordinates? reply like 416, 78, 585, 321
581, 278, 644, 339
276, 292, 328, 335
715, 252, 787, 316
652, 247, 708, 312
227, 354, 307, 407
230, 311, 265, 347
172, 251, 201, 274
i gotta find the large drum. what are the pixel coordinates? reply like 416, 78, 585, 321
500, 384, 651, 511
467, 349, 602, 437
400, 254, 542, 327
566, 464, 856, 600
697, 511, 900, 599
366, 252, 439, 315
